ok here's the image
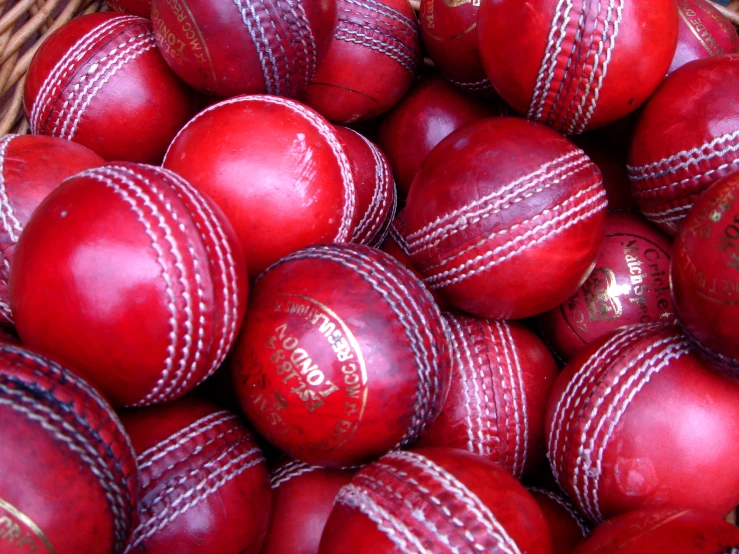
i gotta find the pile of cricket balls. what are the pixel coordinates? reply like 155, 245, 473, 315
2, 0, 739, 551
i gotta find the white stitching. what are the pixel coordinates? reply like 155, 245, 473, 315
498, 321, 528, 479
423, 187, 607, 289
270, 460, 320, 488
31, 16, 142, 133
349, 131, 392, 244
335, 27, 418, 74
527, 487, 589, 536
337, 483, 431, 554
0, 135, 23, 243
55, 33, 155, 140
343, 0, 417, 33
405, 150, 584, 246
232, 0, 278, 94
80, 167, 181, 405
0, 386, 129, 549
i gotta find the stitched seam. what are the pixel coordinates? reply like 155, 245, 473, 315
232, 0, 279, 94
335, 28, 418, 74
352, 133, 390, 243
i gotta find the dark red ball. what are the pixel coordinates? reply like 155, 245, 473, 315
672, 170, 739, 376
24, 13, 198, 164
230, 244, 452, 468
403, 117, 608, 319
319, 447, 552, 553
629, 54, 739, 235
120, 397, 270, 553
0, 345, 138, 553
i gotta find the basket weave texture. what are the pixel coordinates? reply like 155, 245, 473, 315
0, 0, 108, 136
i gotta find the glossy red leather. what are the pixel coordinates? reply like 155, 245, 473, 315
573, 508, 739, 553
229, 244, 452, 468
24, 13, 198, 164
0, 134, 103, 328
418, 315, 558, 479
629, 54, 739, 235
0, 345, 138, 554
164, 95, 356, 279
334, 127, 397, 247
546, 323, 739, 523
377, 75, 499, 196
419, 0, 491, 95
150, 0, 335, 97
672, 171, 739, 377
120, 397, 271, 553
319, 448, 552, 553
262, 460, 354, 554
477, 0, 679, 133
10, 163, 247, 407
529, 489, 590, 554
403, 117, 608, 320
538, 211, 674, 362
301, 0, 420, 124
670, 0, 739, 74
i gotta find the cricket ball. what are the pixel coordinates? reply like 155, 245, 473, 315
334, 127, 396, 247
150, 0, 336, 97
24, 13, 198, 164
120, 397, 270, 553
10, 163, 247, 407
546, 322, 739, 523
537, 211, 674, 362
229, 243, 452, 468
419, 0, 491, 95
418, 314, 558, 479
319, 448, 552, 553
0, 134, 103, 328
377, 75, 499, 196
528, 488, 590, 554
301, 0, 421, 123
477, 0, 679, 134
0, 344, 138, 553
670, 0, 739, 74
164, 95, 356, 279
403, 117, 608, 320
628, 54, 739, 235
262, 459, 355, 554
672, 170, 739, 377
573, 508, 739, 554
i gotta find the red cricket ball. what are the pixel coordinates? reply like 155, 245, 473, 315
672, 170, 739, 377
418, 0, 491, 95
301, 0, 421, 123
229, 243, 452, 468
377, 75, 500, 196
477, 0, 679, 134
670, 0, 739, 74
573, 508, 739, 554
120, 397, 270, 553
0, 134, 103, 327
546, 323, 739, 523
24, 13, 198, 164
334, 127, 397, 247
105, 0, 151, 17
538, 211, 674, 362
419, 314, 558, 479
628, 54, 739, 235
164, 95, 357, 279
150, 0, 335, 97
528, 488, 590, 554
10, 163, 247, 407
262, 459, 355, 554
319, 447, 552, 553
403, 117, 608, 320
0, 344, 138, 553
